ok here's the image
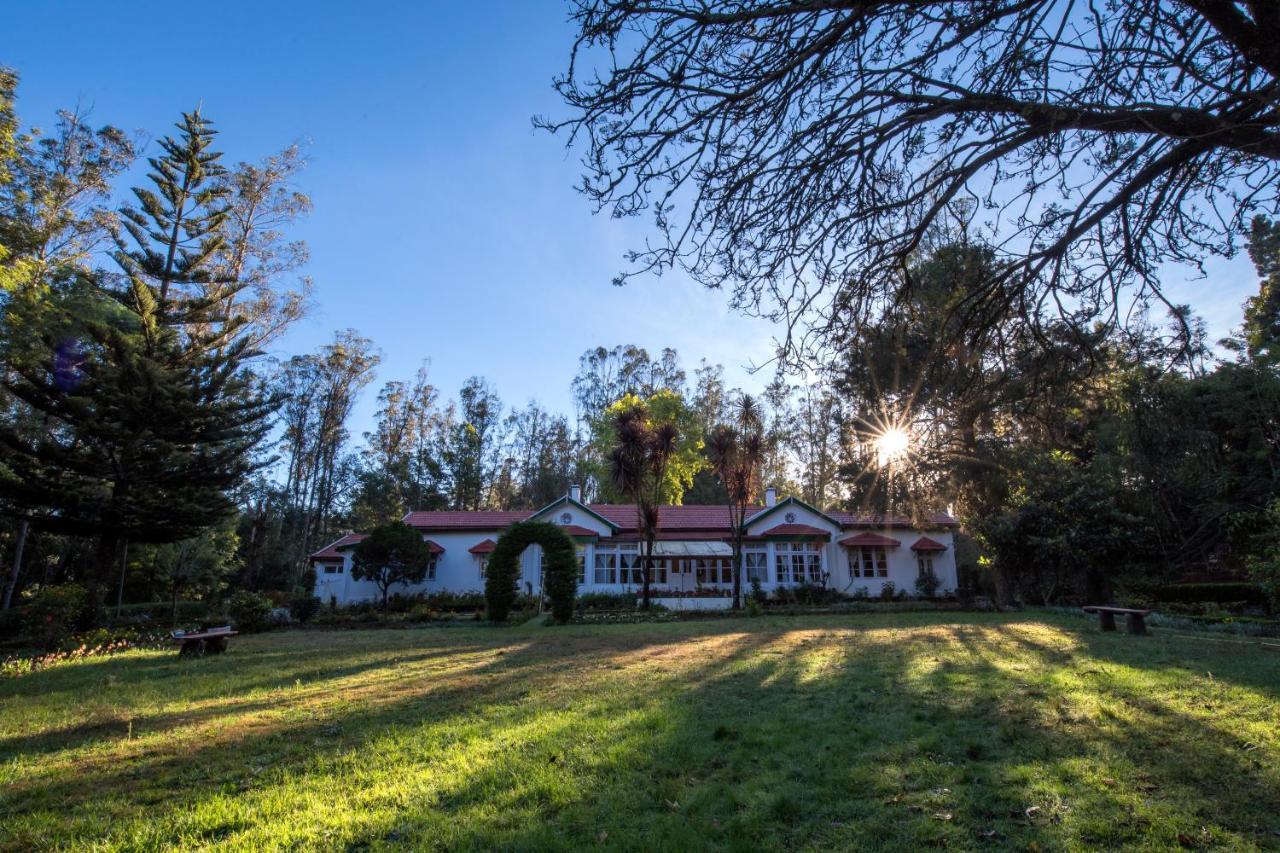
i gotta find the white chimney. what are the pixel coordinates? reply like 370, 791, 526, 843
569, 484, 582, 502
765, 487, 777, 507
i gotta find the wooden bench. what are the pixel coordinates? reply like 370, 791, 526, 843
1083, 606, 1151, 635
171, 626, 237, 657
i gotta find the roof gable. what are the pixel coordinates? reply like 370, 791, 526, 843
745, 496, 843, 530
310, 533, 367, 561
529, 496, 619, 531
758, 523, 832, 540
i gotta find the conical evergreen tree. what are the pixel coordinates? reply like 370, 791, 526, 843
0, 110, 273, 610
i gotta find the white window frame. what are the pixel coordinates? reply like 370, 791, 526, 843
853, 546, 888, 578
744, 549, 768, 583
774, 542, 822, 584
322, 563, 342, 575
916, 555, 934, 577
425, 556, 438, 581
593, 549, 617, 584
594, 543, 646, 585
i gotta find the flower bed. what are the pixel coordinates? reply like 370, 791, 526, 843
1, 628, 168, 678
646, 595, 734, 610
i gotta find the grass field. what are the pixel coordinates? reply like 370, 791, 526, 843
2, 612, 1278, 851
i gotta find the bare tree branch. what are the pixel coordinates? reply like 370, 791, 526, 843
540, 0, 1280, 358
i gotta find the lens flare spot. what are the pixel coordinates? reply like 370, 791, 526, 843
875, 427, 910, 466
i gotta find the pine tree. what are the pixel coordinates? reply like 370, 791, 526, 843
0, 110, 273, 610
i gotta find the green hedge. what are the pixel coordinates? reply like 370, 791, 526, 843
109, 600, 211, 625
1154, 582, 1268, 606
486, 521, 577, 623
575, 592, 638, 611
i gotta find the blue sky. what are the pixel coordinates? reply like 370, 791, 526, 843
7, 0, 779, 433
6, 1, 1259, 435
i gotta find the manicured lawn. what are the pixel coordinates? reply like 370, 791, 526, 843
2, 613, 1278, 851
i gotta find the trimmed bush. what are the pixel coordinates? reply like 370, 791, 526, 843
575, 591, 637, 611
915, 569, 941, 598
770, 584, 846, 606
418, 591, 487, 611
21, 584, 89, 649
227, 591, 273, 633
289, 595, 322, 623
1155, 582, 1268, 607
486, 521, 577, 623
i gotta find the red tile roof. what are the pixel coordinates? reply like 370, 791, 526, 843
561, 525, 601, 538
910, 536, 947, 552
403, 510, 534, 530
586, 504, 760, 530
401, 503, 957, 534
840, 532, 901, 548
310, 533, 367, 561
831, 511, 958, 529
760, 523, 832, 539
468, 539, 497, 555
311, 532, 443, 558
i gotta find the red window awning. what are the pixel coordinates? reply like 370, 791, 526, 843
839, 532, 900, 548
468, 539, 497, 555
910, 537, 947, 552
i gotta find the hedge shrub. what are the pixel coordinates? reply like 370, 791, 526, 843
485, 521, 578, 623
22, 584, 89, 649
289, 595, 322, 623
228, 590, 273, 633
1155, 582, 1269, 607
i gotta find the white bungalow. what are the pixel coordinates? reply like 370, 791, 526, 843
311, 486, 959, 608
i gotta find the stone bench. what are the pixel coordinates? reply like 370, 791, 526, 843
1083, 606, 1151, 635
170, 625, 238, 657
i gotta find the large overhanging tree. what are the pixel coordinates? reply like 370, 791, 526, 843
541, 1, 1280, 349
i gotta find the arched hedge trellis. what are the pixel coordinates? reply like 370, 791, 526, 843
485, 521, 578, 623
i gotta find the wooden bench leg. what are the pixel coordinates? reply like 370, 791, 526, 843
1126, 613, 1146, 635
179, 639, 206, 658
1098, 611, 1116, 632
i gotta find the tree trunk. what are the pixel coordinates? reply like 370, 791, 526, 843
171, 573, 180, 625
993, 564, 1017, 610
114, 540, 130, 619
88, 534, 122, 625
2, 519, 29, 610
641, 538, 653, 610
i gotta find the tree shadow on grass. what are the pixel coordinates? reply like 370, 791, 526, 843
3, 614, 1278, 850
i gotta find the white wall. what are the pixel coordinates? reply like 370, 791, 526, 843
313, 497, 958, 604
828, 530, 958, 597
313, 529, 501, 606
742, 500, 958, 596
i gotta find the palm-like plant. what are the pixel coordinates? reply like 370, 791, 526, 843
608, 402, 678, 609
707, 395, 766, 609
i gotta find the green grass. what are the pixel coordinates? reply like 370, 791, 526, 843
2, 612, 1278, 851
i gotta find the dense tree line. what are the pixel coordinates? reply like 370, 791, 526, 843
2, 58, 1278, 617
